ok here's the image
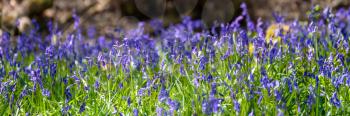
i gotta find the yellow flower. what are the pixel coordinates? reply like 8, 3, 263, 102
52, 34, 58, 45
265, 23, 290, 44
249, 42, 254, 55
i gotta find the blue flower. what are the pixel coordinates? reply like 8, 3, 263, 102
65, 86, 72, 102
202, 99, 211, 114
94, 80, 100, 89
158, 87, 169, 102
42, 89, 50, 97
45, 46, 54, 58
167, 99, 180, 114
330, 92, 341, 108
156, 107, 166, 116
133, 109, 138, 116
61, 105, 71, 115
79, 102, 86, 113
234, 100, 240, 113
72, 10, 80, 29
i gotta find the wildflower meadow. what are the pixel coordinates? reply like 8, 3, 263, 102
1, 3, 350, 115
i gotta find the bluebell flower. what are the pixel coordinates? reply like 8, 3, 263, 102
249, 73, 254, 82
127, 97, 131, 106
213, 98, 221, 113
322, 7, 333, 20
248, 111, 254, 116
330, 92, 341, 108
277, 109, 284, 116
306, 86, 315, 108
19, 88, 28, 100
45, 46, 54, 58
65, 86, 72, 102
94, 80, 100, 89
206, 74, 213, 82
211, 82, 217, 95
167, 99, 180, 114
158, 87, 169, 102
79, 102, 86, 113
9, 70, 19, 80
332, 75, 344, 89
133, 109, 138, 116
61, 105, 71, 115
240, 3, 248, 16
71, 74, 80, 84
31, 19, 40, 31
199, 56, 207, 70
274, 90, 282, 101
72, 10, 80, 29
42, 89, 50, 97
119, 83, 123, 89
193, 77, 199, 88
50, 63, 57, 78
234, 100, 240, 113
1, 31, 10, 44
272, 13, 285, 23
156, 107, 165, 116
293, 80, 299, 91
202, 99, 211, 114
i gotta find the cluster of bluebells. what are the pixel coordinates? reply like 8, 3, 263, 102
1, 3, 350, 115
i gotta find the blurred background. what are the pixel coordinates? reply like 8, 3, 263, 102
1, 0, 350, 36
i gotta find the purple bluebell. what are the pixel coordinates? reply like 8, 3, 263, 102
202, 99, 211, 114
45, 46, 54, 58
19, 87, 28, 100
206, 74, 213, 82
61, 105, 71, 115
199, 56, 207, 70
65, 86, 72, 102
226, 73, 232, 80
31, 19, 40, 31
138, 88, 145, 97
240, 3, 248, 16
119, 83, 123, 89
167, 99, 180, 114
94, 80, 100, 89
127, 97, 131, 106
306, 86, 315, 108
277, 109, 284, 116
71, 74, 80, 84
79, 102, 86, 113
133, 109, 138, 116
193, 77, 199, 88
84, 85, 90, 91
234, 100, 240, 113
50, 63, 57, 78
9, 70, 19, 80
274, 90, 282, 101
330, 92, 341, 108
72, 10, 80, 29
211, 82, 217, 95
272, 13, 284, 23
249, 73, 254, 82
29, 69, 43, 91
285, 78, 293, 93
332, 75, 344, 89
180, 64, 185, 76
42, 89, 50, 97
156, 107, 165, 116
158, 87, 169, 102
248, 111, 254, 116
